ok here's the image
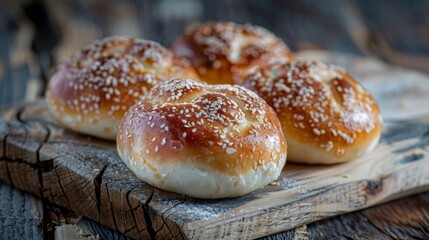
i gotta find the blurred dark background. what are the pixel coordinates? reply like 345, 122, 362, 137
1, 0, 429, 106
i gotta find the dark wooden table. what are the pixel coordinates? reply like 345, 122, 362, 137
1, 0, 429, 239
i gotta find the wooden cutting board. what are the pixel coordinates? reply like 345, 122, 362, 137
1, 51, 429, 239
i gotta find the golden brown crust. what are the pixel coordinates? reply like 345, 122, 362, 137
172, 22, 293, 85
46, 36, 199, 139
117, 79, 287, 175
242, 60, 382, 164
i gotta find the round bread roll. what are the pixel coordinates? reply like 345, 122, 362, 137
172, 22, 293, 85
46, 36, 199, 140
242, 60, 382, 164
117, 79, 287, 198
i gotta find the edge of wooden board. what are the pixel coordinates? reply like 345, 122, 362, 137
1, 100, 428, 240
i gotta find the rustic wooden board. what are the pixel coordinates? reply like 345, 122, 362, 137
1, 52, 429, 239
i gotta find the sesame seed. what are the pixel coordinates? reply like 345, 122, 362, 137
313, 128, 321, 135
226, 148, 236, 154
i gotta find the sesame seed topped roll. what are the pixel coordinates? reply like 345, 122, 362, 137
117, 79, 287, 198
172, 22, 293, 85
46, 36, 199, 140
242, 60, 382, 164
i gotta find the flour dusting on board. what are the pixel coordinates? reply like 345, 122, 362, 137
173, 203, 227, 221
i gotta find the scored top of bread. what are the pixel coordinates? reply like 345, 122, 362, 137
242, 60, 382, 164
117, 78, 287, 198
46, 36, 199, 139
172, 22, 293, 84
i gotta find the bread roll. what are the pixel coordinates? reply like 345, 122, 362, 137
117, 79, 287, 198
242, 60, 382, 164
46, 36, 199, 140
172, 22, 293, 85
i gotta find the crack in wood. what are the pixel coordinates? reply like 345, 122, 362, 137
1, 104, 65, 239
15, 104, 27, 125
157, 200, 186, 239
94, 164, 107, 214
54, 165, 71, 208
34, 115, 55, 240
0, 155, 54, 172
122, 224, 137, 236
50, 150, 108, 221
142, 189, 156, 239
105, 184, 119, 235
123, 186, 140, 236
1, 133, 8, 159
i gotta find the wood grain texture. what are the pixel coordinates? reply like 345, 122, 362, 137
265, 191, 429, 240
0, 51, 429, 239
0, 183, 43, 240
3, 181, 425, 240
